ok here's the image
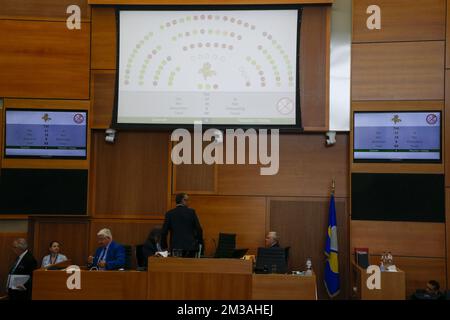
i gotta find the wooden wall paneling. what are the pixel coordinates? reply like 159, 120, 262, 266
29, 216, 90, 267
179, 196, 267, 256
0, 0, 90, 21
0, 232, 28, 293
0, 20, 90, 99
91, 6, 117, 70
352, 41, 445, 101
172, 140, 218, 194
447, 0, 450, 68
368, 255, 447, 297
1, 99, 91, 170
353, 0, 446, 43
173, 163, 217, 194
91, 70, 115, 129
269, 197, 349, 299
300, 5, 330, 131
218, 133, 349, 197
351, 220, 446, 258
351, 101, 445, 174
91, 131, 169, 218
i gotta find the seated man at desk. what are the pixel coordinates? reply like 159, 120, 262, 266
265, 231, 280, 248
87, 228, 125, 270
41, 240, 68, 268
411, 280, 445, 300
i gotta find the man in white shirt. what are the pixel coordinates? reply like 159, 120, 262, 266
6, 238, 38, 300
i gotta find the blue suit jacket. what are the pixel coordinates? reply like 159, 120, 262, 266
92, 240, 125, 270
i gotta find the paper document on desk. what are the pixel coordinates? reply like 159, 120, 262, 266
156, 251, 169, 257
9, 275, 30, 290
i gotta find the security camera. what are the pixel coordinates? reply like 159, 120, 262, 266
325, 131, 336, 146
105, 128, 117, 143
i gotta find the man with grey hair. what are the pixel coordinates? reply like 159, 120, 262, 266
87, 228, 125, 270
265, 231, 280, 248
7, 238, 37, 300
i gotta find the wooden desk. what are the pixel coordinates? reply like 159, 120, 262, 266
352, 262, 406, 300
32, 269, 147, 300
32, 260, 317, 300
252, 273, 317, 300
147, 257, 253, 300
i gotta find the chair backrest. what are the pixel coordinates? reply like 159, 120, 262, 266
214, 233, 236, 258
135, 244, 145, 268
255, 247, 287, 274
284, 246, 290, 263
122, 244, 132, 270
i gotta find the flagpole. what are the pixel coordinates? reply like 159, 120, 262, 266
331, 178, 335, 196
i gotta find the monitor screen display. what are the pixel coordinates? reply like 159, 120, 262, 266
353, 111, 441, 162
115, 7, 301, 128
4, 109, 87, 159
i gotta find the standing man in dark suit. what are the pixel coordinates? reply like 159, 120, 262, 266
7, 238, 38, 301
161, 193, 203, 258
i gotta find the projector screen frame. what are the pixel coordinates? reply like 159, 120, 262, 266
352, 110, 442, 164
3, 108, 89, 160
113, 4, 303, 131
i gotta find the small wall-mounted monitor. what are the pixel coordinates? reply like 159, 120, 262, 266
353, 111, 441, 163
4, 109, 87, 159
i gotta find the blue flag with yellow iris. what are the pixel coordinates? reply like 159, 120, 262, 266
324, 194, 340, 297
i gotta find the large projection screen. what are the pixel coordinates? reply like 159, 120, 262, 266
115, 7, 301, 128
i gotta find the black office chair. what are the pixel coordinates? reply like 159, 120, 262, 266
284, 246, 290, 263
255, 247, 287, 274
135, 244, 146, 269
214, 233, 236, 258
122, 244, 132, 270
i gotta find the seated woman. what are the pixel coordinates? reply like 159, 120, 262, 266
41, 241, 68, 268
143, 228, 163, 266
